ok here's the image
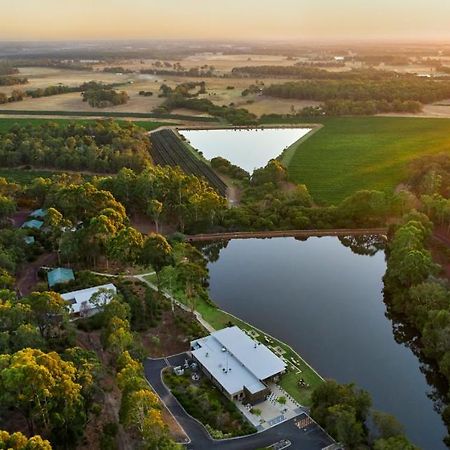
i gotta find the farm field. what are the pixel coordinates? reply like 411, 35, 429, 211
150, 129, 227, 196
4, 58, 450, 118
0, 62, 320, 117
285, 116, 450, 204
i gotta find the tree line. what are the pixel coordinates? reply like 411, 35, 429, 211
0, 81, 125, 106
0, 76, 28, 86
0, 120, 151, 173
263, 78, 450, 103
156, 94, 257, 125
218, 159, 415, 231
232, 66, 405, 80
0, 62, 20, 76
153, 80, 257, 125
311, 380, 418, 449
262, 76, 450, 115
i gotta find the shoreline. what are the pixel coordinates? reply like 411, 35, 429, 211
139, 272, 324, 407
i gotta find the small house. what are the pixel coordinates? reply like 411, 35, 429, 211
23, 236, 35, 245
60, 283, 117, 317
21, 220, 44, 230
30, 208, 47, 219
47, 268, 75, 288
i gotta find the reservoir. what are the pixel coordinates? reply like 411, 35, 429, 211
179, 127, 311, 172
203, 236, 447, 450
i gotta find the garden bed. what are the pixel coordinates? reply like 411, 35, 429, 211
163, 368, 256, 438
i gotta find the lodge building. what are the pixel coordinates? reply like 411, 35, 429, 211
190, 326, 286, 405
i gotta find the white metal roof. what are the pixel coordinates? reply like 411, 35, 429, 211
211, 326, 286, 380
191, 326, 285, 396
60, 283, 117, 314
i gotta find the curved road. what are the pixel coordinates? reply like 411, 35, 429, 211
144, 357, 334, 450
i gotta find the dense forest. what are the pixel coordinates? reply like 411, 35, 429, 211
260, 77, 450, 115
0, 120, 151, 172
0, 165, 223, 448
263, 78, 450, 104
232, 66, 407, 80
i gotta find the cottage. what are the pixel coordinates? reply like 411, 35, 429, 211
60, 283, 117, 317
47, 268, 75, 288
21, 220, 44, 230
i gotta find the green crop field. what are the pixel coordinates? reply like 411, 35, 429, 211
284, 117, 450, 204
0, 117, 168, 133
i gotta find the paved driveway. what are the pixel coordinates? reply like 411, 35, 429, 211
144, 357, 334, 450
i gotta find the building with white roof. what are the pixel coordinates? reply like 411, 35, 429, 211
190, 326, 286, 404
60, 283, 117, 317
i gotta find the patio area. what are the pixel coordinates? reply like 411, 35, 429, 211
234, 382, 304, 432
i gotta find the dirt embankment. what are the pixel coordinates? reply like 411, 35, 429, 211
16, 252, 57, 296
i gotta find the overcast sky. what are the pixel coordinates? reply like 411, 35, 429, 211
2, 0, 450, 41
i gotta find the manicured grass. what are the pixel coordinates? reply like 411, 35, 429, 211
144, 270, 323, 406
0, 117, 168, 133
283, 117, 450, 205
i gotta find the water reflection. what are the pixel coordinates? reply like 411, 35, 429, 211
179, 128, 311, 172
199, 236, 447, 449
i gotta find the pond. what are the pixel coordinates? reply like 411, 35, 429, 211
202, 236, 447, 450
178, 127, 311, 172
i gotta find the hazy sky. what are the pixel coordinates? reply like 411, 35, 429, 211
2, 0, 450, 41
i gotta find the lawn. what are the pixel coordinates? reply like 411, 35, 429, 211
283, 116, 450, 205
0, 117, 168, 133
144, 269, 322, 406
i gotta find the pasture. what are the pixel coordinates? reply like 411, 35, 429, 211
0, 60, 320, 117
2, 55, 450, 119
284, 116, 450, 204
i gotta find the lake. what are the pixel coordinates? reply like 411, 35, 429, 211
178, 127, 311, 172
203, 237, 446, 450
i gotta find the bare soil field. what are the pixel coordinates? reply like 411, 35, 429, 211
97, 53, 300, 74
0, 66, 130, 95
244, 97, 321, 116
0, 88, 164, 113
0, 64, 320, 116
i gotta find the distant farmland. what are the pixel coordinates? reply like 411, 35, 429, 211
284, 117, 450, 204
